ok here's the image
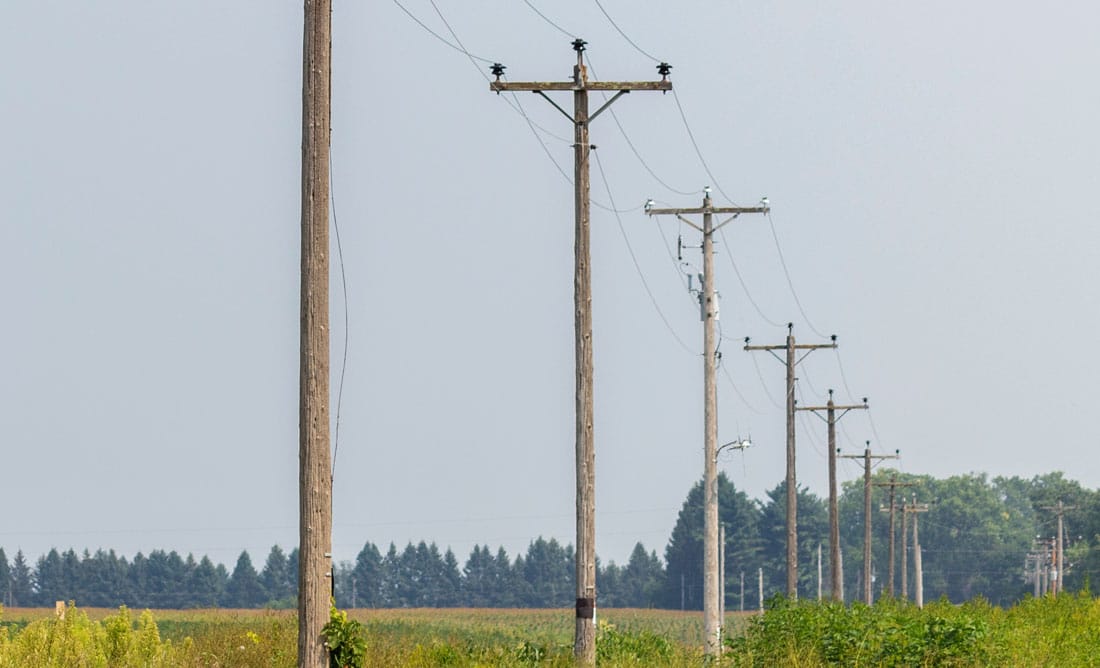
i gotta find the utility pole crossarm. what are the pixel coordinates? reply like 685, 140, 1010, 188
744, 342, 837, 351
490, 80, 671, 92
797, 403, 868, 412
646, 205, 768, 215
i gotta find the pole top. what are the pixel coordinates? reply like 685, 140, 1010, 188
572, 38, 587, 52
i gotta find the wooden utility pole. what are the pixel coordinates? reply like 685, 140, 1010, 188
648, 194, 766, 656
746, 327, 837, 598
1041, 501, 1076, 594
796, 389, 866, 600
840, 443, 898, 604
489, 41, 670, 664
719, 525, 726, 642
299, 1, 332, 666
876, 476, 916, 597
899, 496, 928, 601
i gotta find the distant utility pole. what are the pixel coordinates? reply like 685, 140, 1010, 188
299, 1, 333, 667
1041, 501, 1076, 594
910, 495, 929, 607
903, 494, 929, 606
489, 41, 671, 665
840, 443, 899, 605
647, 193, 766, 657
746, 326, 837, 599
876, 475, 916, 597
796, 389, 866, 600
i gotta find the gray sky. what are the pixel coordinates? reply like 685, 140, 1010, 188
3, 1, 1099, 570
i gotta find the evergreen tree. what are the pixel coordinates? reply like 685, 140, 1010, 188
462, 545, 494, 607
34, 548, 65, 606
188, 556, 225, 607
351, 542, 383, 608
10, 550, 34, 607
0, 548, 10, 607
224, 551, 266, 608
662, 474, 762, 609
622, 543, 664, 608
128, 552, 149, 608
521, 537, 572, 607
260, 545, 292, 604
441, 548, 462, 607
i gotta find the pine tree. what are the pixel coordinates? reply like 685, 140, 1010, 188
224, 551, 266, 608
0, 548, 10, 607
10, 550, 33, 607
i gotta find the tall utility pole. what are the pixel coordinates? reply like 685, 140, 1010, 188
876, 476, 916, 597
647, 195, 766, 656
1041, 501, 1076, 594
796, 389, 866, 600
745, 326, 837, 598
911, 495, 929, 607
299, 1, 332, 666
489, 41, 671, 664
840, 443, 899, 604
900, 496, 928, 601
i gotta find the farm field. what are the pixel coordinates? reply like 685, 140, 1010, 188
5, 595, 1100, 666
0, 605, 737, 666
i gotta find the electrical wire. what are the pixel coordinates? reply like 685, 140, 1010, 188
833, 348, 887, 450
586, 59, 699, 197
393, 0, 494, 62
720, 362, 764, 416
670, 89, 739, 206
749, 349, 784, 410
718, 227, 785, 328
522, 0, 575, 38
329, 153, 350, 479
593, 149, 696, 355
766, 210, 828, 338
592, 0, 662, 63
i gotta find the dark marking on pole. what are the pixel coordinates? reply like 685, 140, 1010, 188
575, 597, 595, 619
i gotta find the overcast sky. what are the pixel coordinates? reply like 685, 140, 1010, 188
3, 1, 1100, 570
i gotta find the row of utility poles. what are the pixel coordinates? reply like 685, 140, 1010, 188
298, 21, 1081, 668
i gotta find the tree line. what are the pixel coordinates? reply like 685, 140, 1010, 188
2, 470, 1097, 609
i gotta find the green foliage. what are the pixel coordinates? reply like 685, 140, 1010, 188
322, 606, 367, 668
596, 619, 674, 664
728, 597, 989, 667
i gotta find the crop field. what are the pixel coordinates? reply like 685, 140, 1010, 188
0, 605, 738, 666
4, 595, 1100, 666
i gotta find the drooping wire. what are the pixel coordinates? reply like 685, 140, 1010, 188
670, 89, 740, 207
833, 348, 885, 448
834, 348, 858, 403
717, 227, 785, 328
609, 108, 702, 197
749, 349, 784, 410
523, 0, 575, 38
592, 0, 662, 63
393, 0, 494, 63
329, 151, 350, 480
719, 354, 764, 416
767, 210, 827, 338
593, 149, 696, 355
584, 58, 699, 197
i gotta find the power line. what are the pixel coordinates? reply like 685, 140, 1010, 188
766, 210, 827, 338
522, 0, 575, 38
329, 152, 349, 479
592, 0, 662, 63
395, 0, 571, 146
670, 89, 738, 207
593, 150, 695, 355
717, 227, 785, 328
392, 0, 494, 63
720, 361, 763, 416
